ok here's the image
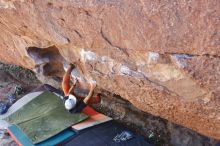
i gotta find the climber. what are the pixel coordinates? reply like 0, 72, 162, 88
62, 64, 100, 113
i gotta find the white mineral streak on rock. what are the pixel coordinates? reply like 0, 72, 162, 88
79, 49, 144, 78
148, 52, 159, 63
119, 65, 145, 79
86, 77, 97, 84
63, 62, 83, 82
71, 68, 83, 81
119, 65, 132, 75
81, 50, 113, 65
171, 54, 192, 68
80, 49, 97, 62
80, 49, 115, 73
79, 50, 189, 84
79, 50, 207, 102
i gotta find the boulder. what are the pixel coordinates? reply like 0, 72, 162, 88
0, 0, 219, 139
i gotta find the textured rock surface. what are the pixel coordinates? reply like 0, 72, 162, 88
0, 62, 217, 146
95, 91, 218, 146
0, 0, 219, 139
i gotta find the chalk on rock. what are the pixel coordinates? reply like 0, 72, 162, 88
63, 63, 83, 81
86, 76, 96, 84
71, 68, 83, 81
63, 62, 71, 72
88, 80, 96, 84
80, 49, 97, 62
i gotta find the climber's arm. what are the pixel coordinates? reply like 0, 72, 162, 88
83, 83, 96, 104
62, 64, 74, 96
67, 78, 77, 95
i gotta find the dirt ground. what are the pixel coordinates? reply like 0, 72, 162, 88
0, 63, 40, 146
0, 62, 218, 146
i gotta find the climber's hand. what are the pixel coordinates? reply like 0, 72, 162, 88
67, 64, 74, 73
68, 64, 74, 69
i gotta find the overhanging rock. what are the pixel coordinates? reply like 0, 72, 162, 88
0, 0, 219, 139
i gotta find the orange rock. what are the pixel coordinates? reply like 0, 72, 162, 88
0, 0, 219, 139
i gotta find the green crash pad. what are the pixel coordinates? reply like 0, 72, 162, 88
5, 91, 88, 144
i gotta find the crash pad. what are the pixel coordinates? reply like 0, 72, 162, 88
72, 112, 112, 131
62, 121, 153, 146
7, 124, 33, 146
0, 91, 43, 120
7, 124, 76, 146
4, 91, 88, 144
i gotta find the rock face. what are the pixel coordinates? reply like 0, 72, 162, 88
0, 0, 219, 139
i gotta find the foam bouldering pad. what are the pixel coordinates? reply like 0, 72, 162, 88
72, 111, 112, 131
7, 124, 33, 146
62, 121, 153, 146
4, 91, 88, 144
7, 124, 76, 146
0, 91, 43, 120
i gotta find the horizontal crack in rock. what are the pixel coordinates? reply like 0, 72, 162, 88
165, 52, 220, 59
